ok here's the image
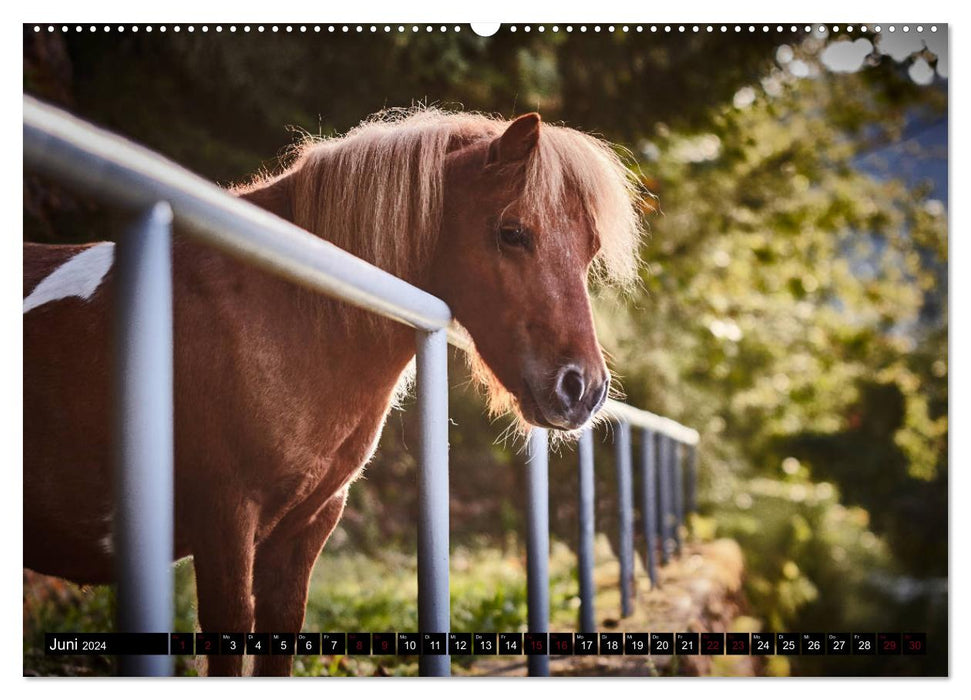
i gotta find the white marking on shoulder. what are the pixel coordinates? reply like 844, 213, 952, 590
23, 242, 115, 314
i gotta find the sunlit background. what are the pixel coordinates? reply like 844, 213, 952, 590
23, 24, 947, 676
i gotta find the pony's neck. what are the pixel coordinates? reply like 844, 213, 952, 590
175, 237, 418, 430
275, 279, 419, 404
232, 158, 436, 402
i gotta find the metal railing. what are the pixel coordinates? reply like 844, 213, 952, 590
522, 407, 698, 676
23, 96, 700, 678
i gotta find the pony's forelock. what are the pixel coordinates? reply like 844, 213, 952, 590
521, 126, 647, 289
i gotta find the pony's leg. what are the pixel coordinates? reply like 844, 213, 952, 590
252, 491, 347, 677
194, 502, 259, 677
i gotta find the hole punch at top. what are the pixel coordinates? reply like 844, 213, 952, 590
471, 23, 501, 37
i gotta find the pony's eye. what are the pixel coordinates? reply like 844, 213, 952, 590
499, 224, 531, 249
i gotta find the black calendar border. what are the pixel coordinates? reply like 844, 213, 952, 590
43, 631, 928, 656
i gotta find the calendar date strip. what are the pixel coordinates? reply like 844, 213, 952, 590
45, 631, 927, 656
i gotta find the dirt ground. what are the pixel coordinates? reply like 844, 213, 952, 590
462, 538, 765, 677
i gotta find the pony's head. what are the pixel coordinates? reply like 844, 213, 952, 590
236, 108, 645, 432
431, 113, 644, 431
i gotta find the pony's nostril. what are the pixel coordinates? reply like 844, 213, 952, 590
590, 377, 609, 411
557, 367, 586, 408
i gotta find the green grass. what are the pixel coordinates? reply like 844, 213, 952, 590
298, 540, 581, 676
305, 541, 580, 633
24, 541, 581, 677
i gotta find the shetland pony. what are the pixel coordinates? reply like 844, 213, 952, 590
23, 109, 644, 675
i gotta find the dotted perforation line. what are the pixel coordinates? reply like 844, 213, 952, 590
31, 24, 467, 34
504, 24, 938, 34
31, 24, 942, 34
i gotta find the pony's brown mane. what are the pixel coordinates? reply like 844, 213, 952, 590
235, 107, 647, 434
235, 107, 646, 288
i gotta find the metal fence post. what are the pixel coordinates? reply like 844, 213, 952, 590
526, 428, 550, 677
113, 203, 174, 677
415, 328, 450, 677
614, 421, 634, 618
577, 427, 596, 633
673, 442, 685, 556
657, 434, 674, 564
639, 429, 660, 588
686, 444, 698, 524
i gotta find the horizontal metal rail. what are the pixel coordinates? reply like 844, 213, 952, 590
23, 96, 453, 335
602, 400, 700, 446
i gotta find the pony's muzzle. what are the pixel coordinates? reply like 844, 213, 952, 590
549, 364, 609, 429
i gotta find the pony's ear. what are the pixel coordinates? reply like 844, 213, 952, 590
237, 172, 295, 223
487, 113, 541, 165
